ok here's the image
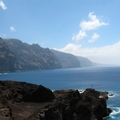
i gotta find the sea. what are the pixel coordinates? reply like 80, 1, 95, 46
0, 66, 120, 120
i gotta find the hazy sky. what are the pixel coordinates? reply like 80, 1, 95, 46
0, 0, 120, 65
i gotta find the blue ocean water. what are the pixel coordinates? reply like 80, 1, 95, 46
0, 66, 120, 119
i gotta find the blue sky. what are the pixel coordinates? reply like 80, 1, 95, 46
0, 0, 120, 65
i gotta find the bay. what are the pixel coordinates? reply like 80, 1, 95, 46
0, 66, 120, 120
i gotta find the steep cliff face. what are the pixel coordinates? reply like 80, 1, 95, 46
0, 37, 95, 72
77, 56, 93, 67
52, 50, 94, 68
0, 38, 19, 72
3, 38, 62, 70
51, 50, 80, 68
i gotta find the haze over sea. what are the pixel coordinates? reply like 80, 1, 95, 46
0, 66, 120, 119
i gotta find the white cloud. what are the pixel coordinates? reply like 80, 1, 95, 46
80, 12, 108, 30
0, 0, 7, 10
88, 33, 100, 43
72, 30, 87, 41
10, 26, 16, 32
55, 43, 82, 53
54, 41, 120, 65
72, 12, 108, 41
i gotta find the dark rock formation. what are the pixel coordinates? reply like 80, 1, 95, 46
51, 50, 80, 68
0, 80, 55, 103
29, 89, 112, 120
0, 81, 112, 120
79, 89, 111, 120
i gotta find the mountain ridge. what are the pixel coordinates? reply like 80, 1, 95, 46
0, 38, 95, 72
51, 49, 80, 68
0, 38, 19, 72
1, 38, 62, 71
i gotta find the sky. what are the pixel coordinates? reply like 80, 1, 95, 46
0, 0, 120, 65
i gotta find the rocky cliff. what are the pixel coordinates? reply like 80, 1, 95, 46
0, 38, 19, 72
51, 50, 80, 68
77, 56, 93, 67
52, 50, 95, 68
1, 38, 62, 71
0, 80, 112, 120
0, 38, 97, 73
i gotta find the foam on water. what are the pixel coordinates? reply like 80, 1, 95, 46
107, 107, 120, 120
78, 89, 84, 93
108, 92, 117, 98
0, 73, 8, 75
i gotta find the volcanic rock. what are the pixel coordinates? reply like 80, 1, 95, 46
0, 81, 112, 120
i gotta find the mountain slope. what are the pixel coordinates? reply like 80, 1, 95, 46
51, 50, 80, 68
0, 38, 19, 72
0, 37, 95, 72
77, 56, 93, 67
3, 38, 62, 70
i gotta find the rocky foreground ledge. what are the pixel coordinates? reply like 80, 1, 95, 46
0, 80, 112, 120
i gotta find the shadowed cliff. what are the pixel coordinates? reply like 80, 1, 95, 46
1, 38, 62, 71
0, 38, 19, 72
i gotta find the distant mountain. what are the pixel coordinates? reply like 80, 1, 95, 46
51, 50, 80, 68
0, 38, 19, 72
1, 38, 62, 72
52, 50, 94, 68
0, 37, 96, 73
77, 56, 93, 67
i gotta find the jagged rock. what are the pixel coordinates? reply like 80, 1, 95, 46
0, 81, 112, 120
34, 89, 111, 120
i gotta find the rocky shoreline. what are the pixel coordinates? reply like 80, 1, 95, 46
0, 80, 112, 120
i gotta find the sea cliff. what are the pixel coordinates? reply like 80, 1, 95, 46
0, 80, 112, 120
0, 38, 95, 73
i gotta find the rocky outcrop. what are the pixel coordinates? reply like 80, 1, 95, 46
0, 80, 55, 103
0, 80, 55, 119
34, 89, 111, 120
0, 81, 112, 120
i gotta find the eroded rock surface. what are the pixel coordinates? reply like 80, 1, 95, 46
0, 81, 112, 120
